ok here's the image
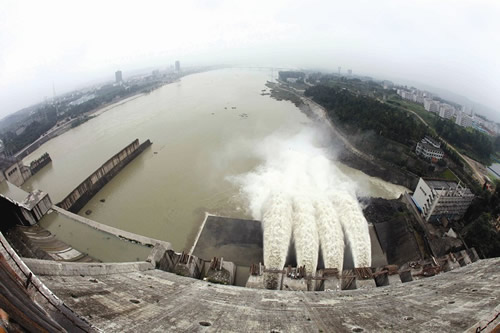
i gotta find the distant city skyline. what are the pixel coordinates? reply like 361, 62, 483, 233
1, 0, 499, 121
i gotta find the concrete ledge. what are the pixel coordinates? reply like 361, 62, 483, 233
23, 258, 154, 276
52, 205, 172, 249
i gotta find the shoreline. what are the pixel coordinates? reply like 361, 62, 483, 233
268, 81, 418, 189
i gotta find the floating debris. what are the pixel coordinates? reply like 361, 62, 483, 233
232, 106, 236, 109
239, 113, 248, 118
100, 199, 106, 203
85, 209, 92, 215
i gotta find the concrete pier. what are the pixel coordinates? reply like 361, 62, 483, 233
318, 268, 341, 291
57, 138, 152, 213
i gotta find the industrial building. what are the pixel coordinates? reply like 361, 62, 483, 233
0, 156, 31, 186
412, 178, 475, 222
0, 181, 52, 227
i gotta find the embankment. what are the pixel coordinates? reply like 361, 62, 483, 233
57, 139, 152, 213
268, 82, 418, 189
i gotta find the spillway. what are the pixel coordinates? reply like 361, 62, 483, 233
315, 199, 345, 271
292, 197, 319, 275
332, 192, 371, 268
261, 193, 293, 287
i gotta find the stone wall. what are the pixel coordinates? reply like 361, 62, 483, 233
57, 139, 151, 213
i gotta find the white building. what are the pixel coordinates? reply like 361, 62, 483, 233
455, 111, 473, 128
415, 137, 444, 161
424, 99, 440, 113
0, 157, 31, 186
439, 104, 455, 119
412, 178, 475, 222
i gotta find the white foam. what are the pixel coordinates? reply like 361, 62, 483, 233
231, 126, 372, 273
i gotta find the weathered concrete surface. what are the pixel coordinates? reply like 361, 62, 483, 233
58, 138, 152, 213
0, 232, 95, 332
39, 258, 500, 332
191, 215, 263, 267
24, 258, 154, 276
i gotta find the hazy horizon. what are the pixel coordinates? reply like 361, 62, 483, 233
1, 0, 499, 121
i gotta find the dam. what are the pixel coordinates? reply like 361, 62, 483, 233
21, 69, 407, 258
0, 69, 499, 331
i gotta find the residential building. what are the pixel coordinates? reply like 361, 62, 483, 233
412, 178, 475, 222
423, 99, 440, 113
415, 137, 444, 161
455, 111, 473, 128
115, 70, 123, 83
439, 104, 454, 119
175, 60, 181, 72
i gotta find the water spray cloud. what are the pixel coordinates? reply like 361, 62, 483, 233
231, 126, 371, 277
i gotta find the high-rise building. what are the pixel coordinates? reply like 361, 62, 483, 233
175, 61, 180, 72
337, 66, 341, 75
347, 69, 352, 76
115, 70, 123, 83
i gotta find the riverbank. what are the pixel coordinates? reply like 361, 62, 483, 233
267, 82, 418, 189
15, 93, 148, 161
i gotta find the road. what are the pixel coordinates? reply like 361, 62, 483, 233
396, 105, 485, 185
278, 83, 373, 162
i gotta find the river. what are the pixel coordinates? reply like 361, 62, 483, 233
22, 69, 407, 258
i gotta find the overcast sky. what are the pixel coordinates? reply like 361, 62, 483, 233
1, 0, 499, 121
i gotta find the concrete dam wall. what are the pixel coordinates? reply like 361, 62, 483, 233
57, 139, 152, 213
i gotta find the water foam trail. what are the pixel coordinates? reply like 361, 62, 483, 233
262, 193, 293, 270
332, 192, 371, 268
315, 199, 345, 272
292, 197, 319, 275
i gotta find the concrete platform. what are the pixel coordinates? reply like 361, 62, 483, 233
39, 257, 500, 332
191, 215, 263, 267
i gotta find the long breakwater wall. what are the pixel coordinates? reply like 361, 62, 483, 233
57, 138, 152, 213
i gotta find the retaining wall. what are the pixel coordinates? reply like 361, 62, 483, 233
57, 139, 151, 213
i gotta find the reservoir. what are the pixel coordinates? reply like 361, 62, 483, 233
22, 69, 407, 259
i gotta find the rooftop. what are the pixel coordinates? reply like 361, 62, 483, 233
0, 180, 29, 203
0, 181, 48, 210
419, 141, 443, 153
423, 178, 474, 196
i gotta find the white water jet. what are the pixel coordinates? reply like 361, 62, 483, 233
332, 192, 371, 268
262, 193, 293, 270
231, 126, 379, 274
292, 197, 319, 275
315, 199, 345, 272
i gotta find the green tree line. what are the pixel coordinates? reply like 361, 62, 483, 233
434, 118, 493, 163
304, 85, 428, 145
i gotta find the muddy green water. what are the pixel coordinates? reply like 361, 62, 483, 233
22, 69, 407, 260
